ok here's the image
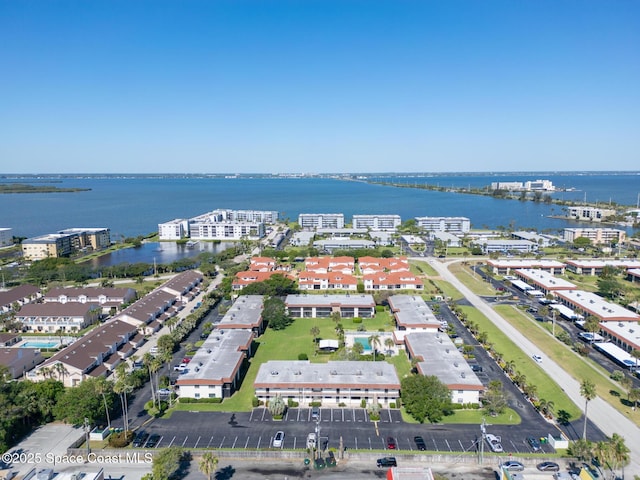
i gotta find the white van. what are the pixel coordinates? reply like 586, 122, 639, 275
306, 432, 317, 449
150, 346, 159, 354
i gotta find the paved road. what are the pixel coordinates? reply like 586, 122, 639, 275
424, 257, 640, 476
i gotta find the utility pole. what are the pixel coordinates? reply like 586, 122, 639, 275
84, 417, 91, 459
552, 310, 556, 337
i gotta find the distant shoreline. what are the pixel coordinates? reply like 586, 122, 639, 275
0, 183, 91, 194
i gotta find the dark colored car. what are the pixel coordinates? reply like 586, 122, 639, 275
527, 436, 541, 452
537, 461, 560, 472
502, 461, 525, 472
132, 431, 148, 448
413, 436, 426, 451
376, 457, 397, 468
471, 364, 483, 372
145, 434, 160, 448
386, 436, 397, 449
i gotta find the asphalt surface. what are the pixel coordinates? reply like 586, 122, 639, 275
427, 257, 640, 476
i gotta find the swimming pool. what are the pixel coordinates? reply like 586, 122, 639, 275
354, 337, 372, 352
21, 341, 59, 349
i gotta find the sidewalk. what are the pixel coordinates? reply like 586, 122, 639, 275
425, 257, 640, 476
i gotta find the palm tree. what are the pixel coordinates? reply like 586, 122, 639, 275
95, 377, 112, 428
53, 362, 69, 385
538, 398, 555, 419
608, 433, 630, 477
504, 360, 516, 377
580, 378, 597, 440
199, 452, 219, 480
384, 337, 395, 355
629, 388, 640, 411
368, 334, 381, 361
631, 349, 640, 371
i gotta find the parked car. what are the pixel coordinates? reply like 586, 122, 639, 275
485, 434, 503, 453
376, 457, 397, 468
386, 436, 397, 449
273, 431, 285, 448
311, 406, 320, 420
132, 431, 149, 447
146, 434, 160, 448
537, 461, 560, 472
182, 357, 192, 364
173, 364, 187, 372
526, 436, 541, 452
502, 461, 525, 472
471, 364, 483, 372
157, 388, 171, 396
413, 435, 426, 451
306, 432, 317, 450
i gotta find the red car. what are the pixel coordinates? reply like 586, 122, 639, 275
386, 436, 397, 449
182, 357, 191, 364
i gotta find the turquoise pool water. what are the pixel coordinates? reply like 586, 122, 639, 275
354, 337, 372, 352
21, 341, 58, 349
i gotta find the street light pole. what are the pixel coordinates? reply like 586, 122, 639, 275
84, 417, 91, 458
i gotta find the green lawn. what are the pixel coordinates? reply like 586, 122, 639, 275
448, 262, 499, 296
495, 304, 640, 426
170, 312, 408, 413
460, 305, 582, 421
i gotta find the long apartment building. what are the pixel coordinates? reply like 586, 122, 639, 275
298, 213, 345, 230
254, 360, 400, 407
415, 216, 470, 234
158, 209, 276, 240
352, 214, 401, 231
563, 228, 626, 245
566, 206, 616, 222
22, 228, 111, 261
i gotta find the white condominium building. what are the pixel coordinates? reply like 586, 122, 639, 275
564, 228, 625, 245
352, 214, 401, 231
566, 206, 616, 222
298, 213, 345, 230
212, 209, 279, 224
0, 228, 13, 247
415, 216, 470, 234
158, 219, 189, 240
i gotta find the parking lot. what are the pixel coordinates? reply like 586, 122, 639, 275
139, 409, 556, 457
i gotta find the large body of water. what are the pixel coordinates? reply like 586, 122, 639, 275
1, 172, 639, 241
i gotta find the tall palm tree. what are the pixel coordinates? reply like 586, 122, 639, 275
608, 433, 630, 477
580, 379, 597, 440
53, 362, 69, 385
199, 452, 219, 480
95, 377, 112, 428
384, 337, 395, 355
368, 334, 381, 361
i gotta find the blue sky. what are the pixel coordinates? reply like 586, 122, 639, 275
1, 1, 638, 174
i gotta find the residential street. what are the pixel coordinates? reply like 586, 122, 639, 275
424, 257, 640, 476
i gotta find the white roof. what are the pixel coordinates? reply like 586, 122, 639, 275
555, 290, 640, 322
516, 269, 576, 290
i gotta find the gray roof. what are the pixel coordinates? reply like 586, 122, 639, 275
405, 332, 483, 391
218, 295, 263, 328
285, 294, 375, 308
176, 329, 254, 385
254, 360, 400, 389
388, 295, 440, 328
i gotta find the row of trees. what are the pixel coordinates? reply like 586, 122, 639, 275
568, 434, 630, 479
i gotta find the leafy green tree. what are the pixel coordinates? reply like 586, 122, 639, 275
401, 375, 452, 423
483, 380, 507, 416
53, 377, 106, 425
309, 326, 320, 343
264, 297, 293, 330
151, 447, 186, 480
568, 438, 594, 461
267, 395, 286, 418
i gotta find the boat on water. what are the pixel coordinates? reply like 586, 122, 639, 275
185, 240, 199, 248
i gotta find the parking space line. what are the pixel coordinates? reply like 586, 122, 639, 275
458, 439, 465, 450
387, 409, 392, 423
206, 436, 214, 448
283, 410, 289, 421
194, 436, 201, 448
167, 435, 176, 447
352, 410, 356, 422
432, 438, 438, 451
181, 436, 188, 447
231, 436, 238, 448
249, 410, 254, 422
444, 439, 452, 451
218, 436, 225, 448
257, 436, 262, 449
244, 437, 250, 449
261, 409, 266, 421
296, 409, 301, 421
342, 409, 345, 422
157, 436, 164, 448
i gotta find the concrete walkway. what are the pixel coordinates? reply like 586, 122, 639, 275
422, 257, 640, 476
